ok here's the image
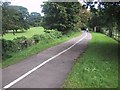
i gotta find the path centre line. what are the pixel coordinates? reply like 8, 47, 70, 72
3, 32, 87, 89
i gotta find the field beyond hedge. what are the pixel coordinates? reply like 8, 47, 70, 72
63, 32, 118, 88
2, 27, 44, 40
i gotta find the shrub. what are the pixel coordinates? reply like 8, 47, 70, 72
49, 30, 62, 39
2, 30, 63, 60
13, 36, 28, 50
2, 39, 14, 60
32, 35, 41, 43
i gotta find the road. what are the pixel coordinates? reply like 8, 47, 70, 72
2, 32, 92, 89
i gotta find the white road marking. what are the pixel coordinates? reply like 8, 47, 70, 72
3, 32, 87, 89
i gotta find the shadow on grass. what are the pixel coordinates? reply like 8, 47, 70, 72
89, 41, 119, 62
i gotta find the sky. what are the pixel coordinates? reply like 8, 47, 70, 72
10, 0, 48, 16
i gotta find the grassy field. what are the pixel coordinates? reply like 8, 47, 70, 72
63, 32, 118, 88
2, 27, 44, 40
1, 31, 82, 68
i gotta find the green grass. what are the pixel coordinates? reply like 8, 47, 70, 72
1, 31, 81, 68
63, 32, 119, 88
2, 27, 44, 40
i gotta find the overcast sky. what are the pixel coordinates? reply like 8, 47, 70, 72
10, 0, 48, 15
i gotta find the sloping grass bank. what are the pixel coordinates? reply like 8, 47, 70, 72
1, 31, 81, 68
63, 32, 118, 88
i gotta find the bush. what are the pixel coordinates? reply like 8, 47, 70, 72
32, 35, 41, 43
49, 30, 62, 38
13, 36, 28, 50
2, 30, 63, 60
2, 39, 14, 60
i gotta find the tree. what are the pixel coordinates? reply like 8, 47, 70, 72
0, 3, 2, 36
11, 6, 30, 30
2, 2, 30, 35
29, 12, 41, 27
87, 2, 120, 37
2, 2, 11, 35
80, 4, 91, 30
41, 2, 82, 33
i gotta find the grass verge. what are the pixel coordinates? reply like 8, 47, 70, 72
63, 32, 119, 88
1, 31, 81, 68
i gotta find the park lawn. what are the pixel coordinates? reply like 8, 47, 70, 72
63, 32, 118, 88
1, 31, 82, 68
2, 27, 44, 40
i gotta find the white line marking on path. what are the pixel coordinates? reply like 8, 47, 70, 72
3, 32, 87, 89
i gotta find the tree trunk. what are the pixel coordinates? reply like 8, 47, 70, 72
15, 29, 17, 33
2, 31, 6, 37
109, 30, 112, 37
13, 30, 15, 35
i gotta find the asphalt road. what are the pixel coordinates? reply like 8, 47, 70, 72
2, 32, 92, 88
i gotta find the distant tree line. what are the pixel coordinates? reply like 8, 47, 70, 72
29, 12, 42, 27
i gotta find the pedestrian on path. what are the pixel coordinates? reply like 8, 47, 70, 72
86, 28, 89, 32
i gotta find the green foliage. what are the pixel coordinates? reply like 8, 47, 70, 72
2, 31, 81, 68
2, 30, 62, 60
32, 34, 41, 43
28, 12, 41, 27
41, 2, 82, 33
2, 2, 30, 35
87, 2, 120, 38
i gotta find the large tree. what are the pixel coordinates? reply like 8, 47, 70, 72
11, 6, 30, 30
2, 2, 30, 35
41, 2, 82, 33
87, 2, 120, 37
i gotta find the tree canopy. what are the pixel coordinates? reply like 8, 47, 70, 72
41, 2, 86, 33
28, 12, 41, 27
87, 2, 120, 37
2, 2, 30, 35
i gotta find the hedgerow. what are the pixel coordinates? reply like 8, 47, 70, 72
2, 30, 62, 60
